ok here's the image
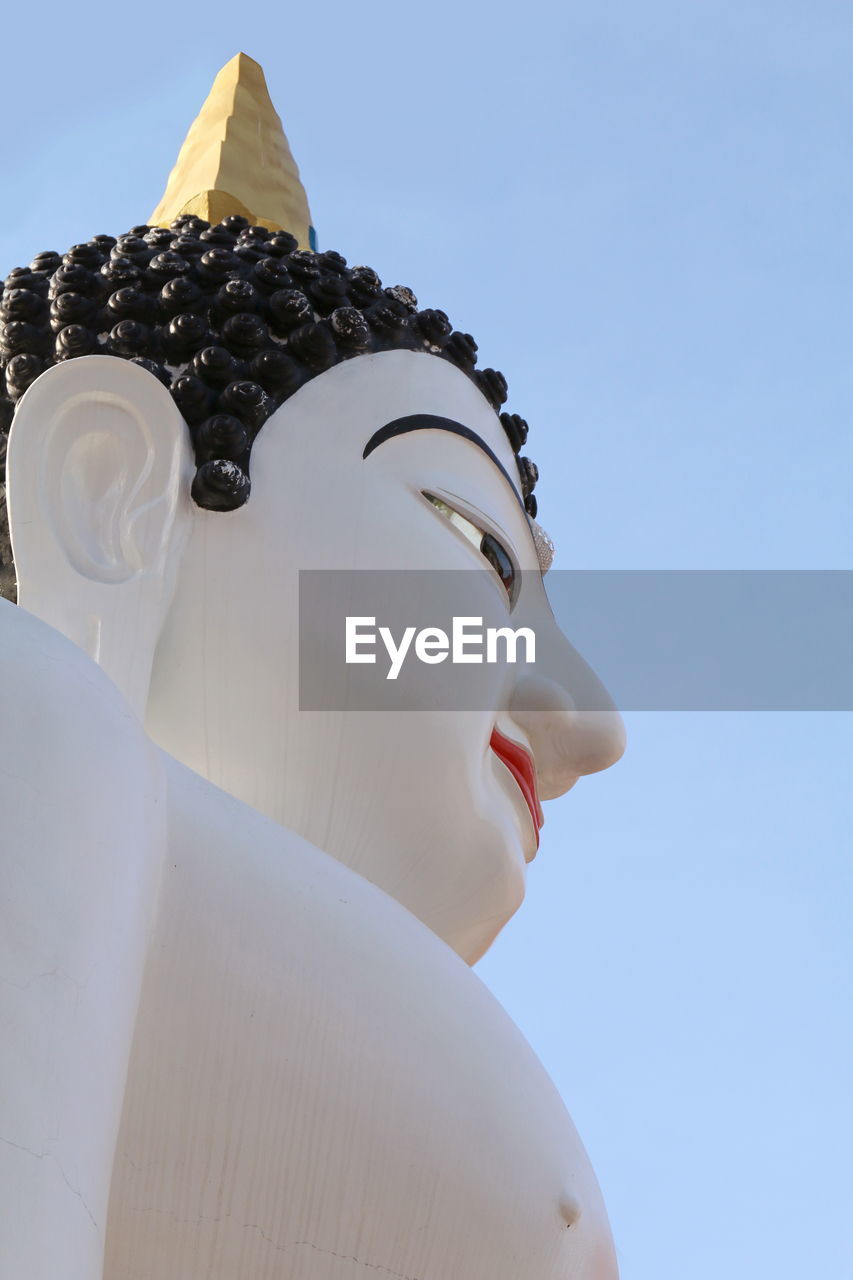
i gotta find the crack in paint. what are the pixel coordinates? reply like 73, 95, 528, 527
0, 1135, 98, 1231
127, 1206, 422, 1278
293, 1237, 423, 1280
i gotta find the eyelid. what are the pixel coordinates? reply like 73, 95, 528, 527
422, 491, 519, 608
424, 495, 484, 551
423, 486, 520, 563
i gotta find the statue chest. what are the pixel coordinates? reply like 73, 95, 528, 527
104, 761, 616, 1279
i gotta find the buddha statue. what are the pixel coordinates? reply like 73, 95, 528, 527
0, 54, 625, 1280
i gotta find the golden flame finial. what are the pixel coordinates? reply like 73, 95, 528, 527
149, 52, 315, 248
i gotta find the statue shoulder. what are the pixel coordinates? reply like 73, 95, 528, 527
0, 599, 161, 819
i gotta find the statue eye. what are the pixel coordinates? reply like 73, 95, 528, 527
424, 493, 518, 607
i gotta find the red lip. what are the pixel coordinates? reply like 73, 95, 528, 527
490, 727, 544, 848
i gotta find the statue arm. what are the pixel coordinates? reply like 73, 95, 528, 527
0, 601, 166, 1279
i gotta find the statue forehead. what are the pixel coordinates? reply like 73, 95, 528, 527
250, 348, 519, 475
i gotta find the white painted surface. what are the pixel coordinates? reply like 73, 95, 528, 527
0, 602, 166, 1279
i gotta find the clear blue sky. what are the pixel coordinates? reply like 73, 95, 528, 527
2, 2, 851, 1276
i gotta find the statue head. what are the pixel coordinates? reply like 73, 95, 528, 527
0, 56, 624, 963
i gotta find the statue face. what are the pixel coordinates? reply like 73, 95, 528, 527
147, 351, 623, 962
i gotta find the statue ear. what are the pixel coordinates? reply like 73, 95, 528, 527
6, 355, 194, 712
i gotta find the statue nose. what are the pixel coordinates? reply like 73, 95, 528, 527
508, 671, 625, 801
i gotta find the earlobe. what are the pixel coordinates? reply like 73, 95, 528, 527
6, 355, 194, 712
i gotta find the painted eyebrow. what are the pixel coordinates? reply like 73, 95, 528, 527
362, 414, 526, 513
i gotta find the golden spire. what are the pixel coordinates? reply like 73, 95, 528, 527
149, 53, 315, 248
